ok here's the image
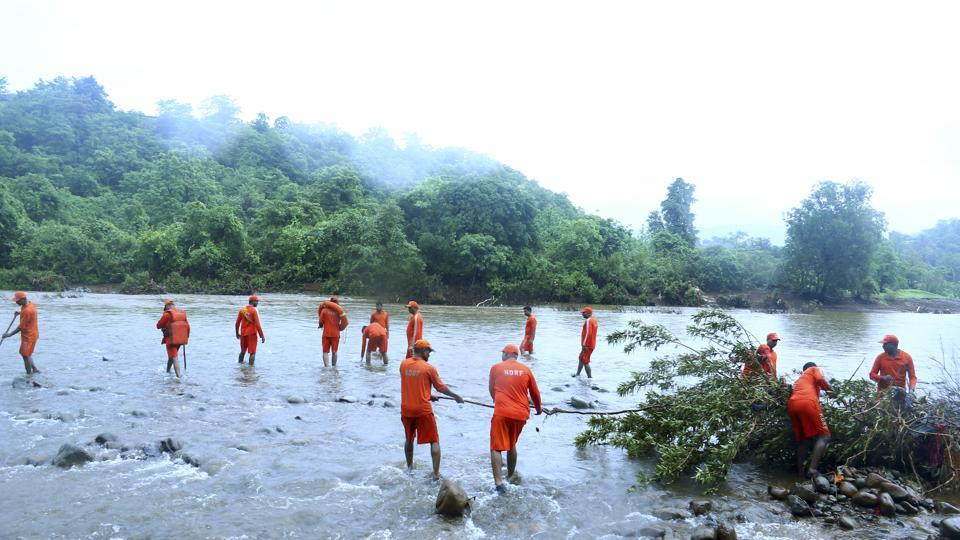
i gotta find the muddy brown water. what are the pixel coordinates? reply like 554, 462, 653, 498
1, 293, 956, 539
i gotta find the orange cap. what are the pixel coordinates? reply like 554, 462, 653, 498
581, 307, 593, 314
163, 299, 175, 306
880, 334, 899, 344
767, 332, 781, 341
406, 301, 420, 309
11, 291, 26, 302
248, 295, 259, 302
502, 344, 520, 355
413, 339, 433, 351
757, 344, 772, 355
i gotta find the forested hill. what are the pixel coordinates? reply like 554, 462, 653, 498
0, 76, 956, 305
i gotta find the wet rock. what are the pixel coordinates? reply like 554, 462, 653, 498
435, 478, 470, 517
569, 396, 593, 409
286, 395, 306, 404
235, 445, 252, 452
130, 409, 148, 417
636, 525, 667, 538
830, 505, 843, 513
937, 501, 960, 515
177, 452, 201, 467
294, 415, 303, 420
337, 395, 357, 403
54, 412, 76, 422
275, 425, 285, 433
838, 515, 857, 530
900, 501, 919, 514
102, 356, 111, 361
590, 385, 600, 390
290, 439, 309, 446
942, 517, 960, 540
853, 477, 867, 489
838, 481, 858, 498
382, 401, 395, 408
138, 442, 161, 458
788, 494, 811, 516
852, 490, 879, 507
792, 482, 818, 504
158, 437, 183, 453
813, 475, 831, 494
653, 507, 692, 520
767, 485, 789, 500
690, 526, 715, 540
202, 459, 228, 475
865, 472, 886, 488
921, 498, 936, 510
880, 481, 909, 501
878, 492, 896, 516
715, 522, 737, 540
550, 386, 564, 392
88, 386, 105, 392
53, 443, 93, 468
689, 499, 712, 516
12, 376, 42, 389
95, 433, 119, 446
597, 387, 610, 393
56, 390, 69, 395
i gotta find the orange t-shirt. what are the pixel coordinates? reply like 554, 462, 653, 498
869, 351, 917, 390
156, 310, 173, 344
581, 316, 598, 349
235, 306, 264, 338
18, 302, 38, 341
370, 310, 389, 335
319, 307, 342, 338
789, 366, 831, 405
489, 359, 542, 421
524, 315, 537, 339
399, 356, 448, 417
743, 348, 777, 378
406, 312, 424, 347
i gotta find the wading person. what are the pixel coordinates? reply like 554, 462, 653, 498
156, 299, 190, 378
574, 307, 597, 378
399, 340, 462, 479
520, 306, 536, 356
742, 344, 775, 378
869, 335, 917, 395
235, 295, 265, 365
765, 332, 780, 373
787, 361, 832, 478
3, 291, 40, 375
405, 301, 423, 355
370, 302, 389, 354
361, 322, 389, 364
318, 296, 347, 367
488, 344, 542, 493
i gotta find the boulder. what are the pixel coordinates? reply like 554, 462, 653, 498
715, 522, 737, 540
94, 433, 119, 446
899, 501, 919, 514
942, 517, 960, 540
653, 507, 692, 520
569, 396, 593, 409
382, 401, 395, 408
838, 481, 858, 498
838, 515, 857, 531
813, 475, 831, 494
853, 477, 867, 489
52, 443, 93, 468
689, 499, 712, 516
12, 376, 42, 389
878, 492, 896, 516
435, 479, 470, 517
286, 396, 306, 404
792, 482, 818, 504
787, 494, 811, 516
852, 491, 879, 507
158, 437, 183, 453
690, 527, 716, 540
177, 452, 201, 467
880, 481, 909, 501
767, 486, 789, 501
865, 472, 886, 488
937, 501, 960, 515
636, 526, 667, 538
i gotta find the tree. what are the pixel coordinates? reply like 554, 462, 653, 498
660, 177, 697, 245
783, 181, 886, 299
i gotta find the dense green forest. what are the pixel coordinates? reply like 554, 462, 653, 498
0, 76, 956, 304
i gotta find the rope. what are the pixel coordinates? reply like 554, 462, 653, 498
433, 395, 649, 416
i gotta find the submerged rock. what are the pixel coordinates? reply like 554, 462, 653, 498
838, 515, 857, 530
767, 485, 789, 500
130, 410, 148, 418
337, 395, 357, 403
689, 499, 712, 516
53, 443, 93, 468
792, 482, 818, 504
852, 490, 879, 507
690, 527, 715, 540
569, 396, 593, 409
94, 433, 119, 446
653, 507, 692, 520
12, 377, 42, 389
435, 478, 470, 517
286, 395, 306, 404
382, 400, 395, 408
715, 521, 737, 540
176, 452, 201, 467
788, 494, 811, 516
942, 517, 960, 540
158, 437, 183, 453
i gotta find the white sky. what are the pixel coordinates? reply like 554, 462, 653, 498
3, 1, 959, 242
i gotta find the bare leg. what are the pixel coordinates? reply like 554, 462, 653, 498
22, 356, 31, 375
172, 356, 182, 378
585, 364, 593, 378
166, 358, 173, 373
574, 360, 584, 377
796, 439, 811, 477
249, 353, 255, 367
404, 439, 414, 469
506, 448, 518, 478
27, 356, 39, 373
322, 352, 330, 367
365, 351, 372, 364
491, 450, 504, 487
382, 351, 389, 365
331, 352, 338, 367
430, 442, 441, 479
238, 351, 245, 364
808, 436, 830, 475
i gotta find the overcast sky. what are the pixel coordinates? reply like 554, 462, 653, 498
3, 1, 959, 242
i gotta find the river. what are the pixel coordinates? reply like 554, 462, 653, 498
1, 293, 956, 539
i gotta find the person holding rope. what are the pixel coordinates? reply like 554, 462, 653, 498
3, 291, 40, 375
488, 343, 541, 493
235, 295, 265, 365
399, 339, 462, 479
156, 299, 190, 378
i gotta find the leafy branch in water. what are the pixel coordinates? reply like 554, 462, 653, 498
578, 309, 960, 491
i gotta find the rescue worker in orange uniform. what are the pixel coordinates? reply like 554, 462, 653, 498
488, 343, 542, 493
869, 335, 917, 393
787, 361, 832, 477
3, 291, 40, 374
765, 332, 780, 372
574, 307, 598, 378
405, 301, 424, 355
370, 302, 389, 356
361, 322, 389, 365
318, 296, 347, 367
399, 339, 463, 479
235, 295, 265, 366
520, 306, 536, 356
156, 299, 190, 378
742, 344, 776, 378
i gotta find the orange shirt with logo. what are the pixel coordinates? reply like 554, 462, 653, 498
319, 307, 342, 338
399, 356, 448, 417
489, 359, 542, 421
235, 306, 264, 338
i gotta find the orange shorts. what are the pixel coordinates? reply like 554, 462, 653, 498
322, 336, 340, 353
19, 339, 37, 357
367, 336, 386, 353
402, 414, 439, 444
520, 337, 534, 354
787, 399, 830, 441
579, 347, 594, 364
490, 415, 526, 451
239, 334, 258, 354
165, 344, 181, 360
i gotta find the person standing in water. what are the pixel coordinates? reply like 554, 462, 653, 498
361, 322, 389, 364
235, 295, 265, 365
405, 301, 424, 356
520, 306, 536, 356
156, 299, 190, 378
488, 343, 542, 493
318, 296, 347, 367
3, 291, 40, 375
370, 302, 389, 354
787, 361, 832, 477
574, 307, 597, 378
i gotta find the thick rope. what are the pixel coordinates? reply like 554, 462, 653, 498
433, 395, 649, 416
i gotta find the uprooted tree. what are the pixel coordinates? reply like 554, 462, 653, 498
575, 310, 959, 490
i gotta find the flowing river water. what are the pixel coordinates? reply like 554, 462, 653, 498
1, 292, 957, 539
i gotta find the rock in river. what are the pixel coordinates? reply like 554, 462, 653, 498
569, 396, 593, 409
878, 492, 896, 516
53, 443, 93, 468
768, 485, 789, 501
942, 517, 960, 540
689, 499, 712, 516
865, 472, 886, 488
813, 475, 831, 494
12, 376, 42, 389
838, 481, 858, 498
715, 521, 737, 540
838, 515, 857, 531
337, 395, 357, 403
286, 395, 306, 404
159, 437, 184, 453
94, 433, 119, 446
787, 494, 811, 516
937, 501, 960, 515
792, 482, 818, 504
852, 490, 879, 507
435, 478, 470, 517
